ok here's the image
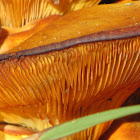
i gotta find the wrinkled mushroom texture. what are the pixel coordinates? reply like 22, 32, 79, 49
0, 35, 140, 140
0, 0, 101, 27
0, 1, 139, 140
5, 1, 140, 54
1, 0, 140, 55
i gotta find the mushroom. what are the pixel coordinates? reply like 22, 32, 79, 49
0, 0, 101, 54
0, 0, 101, 27
0, 15, 60, 54
0, 1, 140, 140
100, 88, 140, 140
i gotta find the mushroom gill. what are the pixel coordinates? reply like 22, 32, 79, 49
100, 88, 140, 140
0, 0, 101, 55
0, 1, 139, 140
0, 0, 101, 27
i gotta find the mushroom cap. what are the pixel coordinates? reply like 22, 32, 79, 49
0, 1, 139, 140
5, 1, 140, 53
0, 15, 60, 54
0, 0, 101, 27
100, 88, 140, 140
0, 124, 36, 140
104, 121, 140, 140
0, 0, 101, 54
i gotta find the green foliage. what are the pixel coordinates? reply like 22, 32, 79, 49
39, 105, 140, 140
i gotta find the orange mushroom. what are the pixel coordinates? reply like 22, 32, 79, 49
100, 88, 140, 140
0, 0, 101, 27
0, 1, 140, 140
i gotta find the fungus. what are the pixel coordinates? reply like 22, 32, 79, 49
0, 0, 101, 54
0, 15, 60, 54
100, 88, 140, 140
0, 0, 101, 27
103, 119, 140, 140
0, 1, 140, 140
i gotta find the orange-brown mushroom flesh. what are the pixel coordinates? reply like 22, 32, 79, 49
0, 0, 101, 27
100, 88, 140, 140
0, 1, 139, 140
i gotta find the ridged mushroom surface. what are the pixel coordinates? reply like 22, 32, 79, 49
0, 1, 139, 140
0, 0, 101, 27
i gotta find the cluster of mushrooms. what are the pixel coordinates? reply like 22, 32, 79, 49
0, 0, 140, 140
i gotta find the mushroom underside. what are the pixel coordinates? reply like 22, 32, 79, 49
0, 1, 140, 140
0, 36, 139, 139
